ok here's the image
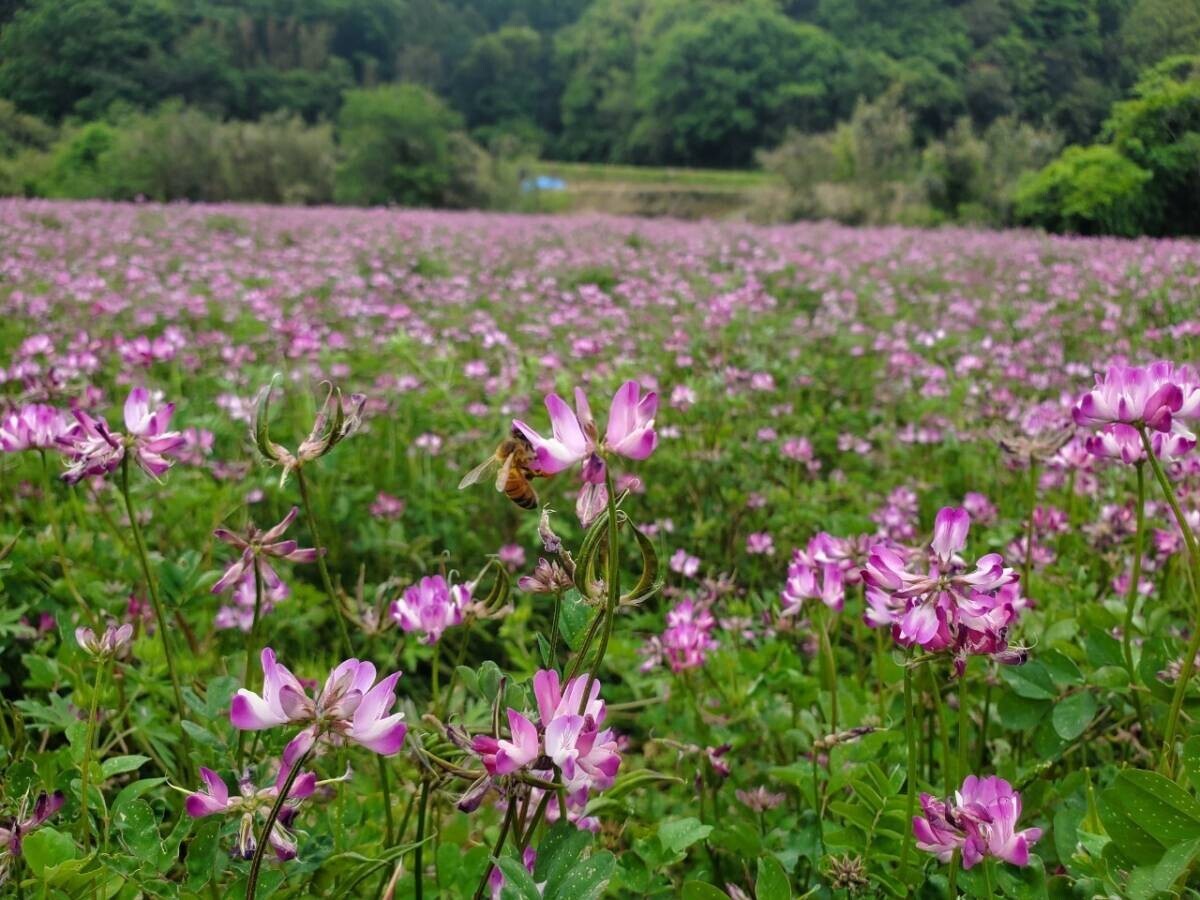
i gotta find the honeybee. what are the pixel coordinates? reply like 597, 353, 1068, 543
458, 428, 543, 510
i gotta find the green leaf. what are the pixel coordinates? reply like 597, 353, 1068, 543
1099, 789, 1165, 867
114, 798, 164, 862
1084, 627, 1125, 669
185, 818, 222, 889
497, 855, 540, 900
21, 826, 77, 878
1114, 770, 1200, 846
1184, 737, 1200, 792
478, 660, 502, 701
558, 590, 593, 652
659, 817, 713, 854
755, 855, 791, 900
1041, 650, 1084, 686
548, 851, 615, 900
1000, 660, 1056, 700
456, 665, 479, 695
534, 822, 591, 891
1127, 837, 1200, 900
536, 633, 553, 669
101, 754, 150, 779
1051, 692, 1097, 741
995, 692, 1051, 731
682, 882, 730, 900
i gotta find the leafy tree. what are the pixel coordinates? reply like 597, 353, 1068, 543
334, 84, 491, 208
631, 0, 850, 166
1015, 143, 1151, 235
1119, 0, 1200, 72
1104, 55, 1200, 234
0, 0, 180, 120
452, 25, 556, 142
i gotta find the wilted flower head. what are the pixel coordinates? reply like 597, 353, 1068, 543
390, 575, 470, 644
212, 507, 322, 596
518, 557, 573, 594
75, 621, 134, 659
253, 377, 366, 486
913, 775, 1042, 869
736, 786, 785, 812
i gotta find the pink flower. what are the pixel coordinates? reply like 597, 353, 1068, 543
863, 508, 1024, 669
670, 549, 700, 578
913, 775, 1042, 870
961, 492, 997, 525
0, 404, 73, 452
746, 532, 775, 556
61, 388, 184, 483
1084, 423, 1195, 464
1072, 362, 1187, 432
230, 650, 408, 763
75, 621, 133, 659
212, 507, 322, 596
369, 491, 405, 520
647, 599, 719, 672
471, 709, 540, 775
512, 380, 657, 524
498, 543, 526, 569
390, 575, 469, 644
781, 557, 844, 613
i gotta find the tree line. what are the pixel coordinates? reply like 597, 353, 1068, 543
0, 0, 1197, 234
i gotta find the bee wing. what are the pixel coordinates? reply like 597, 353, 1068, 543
458, 455, 498, 490
494, 452, 515, 493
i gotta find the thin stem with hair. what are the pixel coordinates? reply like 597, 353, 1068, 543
472, 797, 516, 900
118, 454, 192, 779
1123, 462, 1148, 727
78, 662, 105, 852
900, 656, 919, 887
1138, 426, 1200, 773
245, 745, 313, 900
295, 465, 354, 656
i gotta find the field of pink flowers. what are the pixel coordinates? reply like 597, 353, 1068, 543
3, 197, 1200, 898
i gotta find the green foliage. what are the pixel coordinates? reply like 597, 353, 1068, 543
334, 84, 495, 208
630, 1, 850, 166
1014, 144, 1151, 235
1017, 55, 1200, 236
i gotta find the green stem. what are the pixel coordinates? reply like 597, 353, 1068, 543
1124, 463, 1148, 727
295, 466, 353, 656
817, 604, 838, 734
581, 467, 620, 711
472, 797, 516, 900
246, 746, 313, 900
1022, 457, 1038, 598
1139, 426, 1200, 774
78, 662, 105, 852
378, 756, 394, 847
901, 657, 919, 885
431, 640, 441, 712
118, 455, 192, 779
925, 667, 953, 793
415, 778, 430, 900
549, 588, 564, 672
245, 560, 265, 689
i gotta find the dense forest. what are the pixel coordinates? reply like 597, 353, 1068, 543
0, 0, 1197, 234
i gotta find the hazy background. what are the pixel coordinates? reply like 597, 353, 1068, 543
0, 0, 1196, 235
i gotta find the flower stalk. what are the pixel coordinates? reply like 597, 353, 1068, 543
118, 454, 192, 779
